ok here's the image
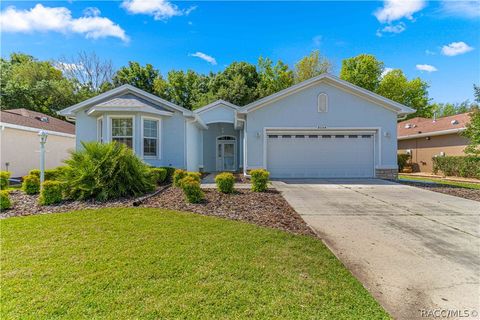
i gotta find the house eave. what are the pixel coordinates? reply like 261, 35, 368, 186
398, 128, 467, 140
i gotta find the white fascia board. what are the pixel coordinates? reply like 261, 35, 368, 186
86, 106, 174, 117
58, 84, 192, 117
0, 122, 75, 138
194, 99, 240, 114
398, 128, 466, 140
238, 73, 415, 115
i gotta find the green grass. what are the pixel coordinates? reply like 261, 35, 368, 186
398, 174, 480, 190
1, 208, 389, 319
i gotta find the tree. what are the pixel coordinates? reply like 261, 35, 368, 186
294, 50, 331, 83
257, 57, 294, 97
474, 84, 480, 103
340, 54, 384, 92
112, 62, 161, 94
57, 51, 114, 93
463, 109, 480, 155
161, 70, 209, 110
376, 69, 431, 118
1, 53, 78, 116
430, 101, 477, 118
210, 62, 260, 106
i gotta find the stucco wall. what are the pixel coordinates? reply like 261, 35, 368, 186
245, 82, 398, 169
0, 127, 75, 177
202, 123, 240, 172
74, 110, 186, 168
196, 104, 236, 125
398, 134, 469, 172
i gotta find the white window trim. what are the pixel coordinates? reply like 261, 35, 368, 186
107, 115, 135, 151
97, 116, 104, 143
141, 116, 162, 160
318, 92, 328, 113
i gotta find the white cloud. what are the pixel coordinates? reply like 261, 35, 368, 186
416, 64, 438, 72
381, 67, 394, 77
441, 41, 474, 56
440, 1, 480, 18
376, 22, 406, 36
312, 35, 322, 46
189, 52, 217, 65
374, 0, 426, 23
0, 4, 128, 42
425, 49, 436, 55
122, 0, 196, 20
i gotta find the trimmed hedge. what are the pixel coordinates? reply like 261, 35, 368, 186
181, 176, 204, 203
39, 181, 63, 205
250, 169, 270, 192
22, 175, 40, 195
433, 156, 480, 179
0, 171, 11, 190
150, 168, 168, 185
0, 190, 11, 210
29, 167, 68, 181
160, 167, 176, 182
397, 154, 410, 172
215, 172, 235, 193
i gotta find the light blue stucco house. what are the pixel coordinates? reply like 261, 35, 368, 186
58, 74, 414, 179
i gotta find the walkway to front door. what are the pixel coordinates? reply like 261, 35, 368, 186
216, 136, 236, 171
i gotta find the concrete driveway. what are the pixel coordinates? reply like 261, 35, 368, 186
273, 179, 480, 320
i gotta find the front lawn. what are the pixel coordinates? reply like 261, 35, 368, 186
1, 208, 389, 319
398, 174, 480, 190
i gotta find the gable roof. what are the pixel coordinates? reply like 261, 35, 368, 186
0, 109, 75, 134
193, 99, 239, 114
238, 73, 415, 116
58, 84, 192, 117
398, 113, 471, 139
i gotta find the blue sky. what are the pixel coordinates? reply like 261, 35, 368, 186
1, 0, 479, 103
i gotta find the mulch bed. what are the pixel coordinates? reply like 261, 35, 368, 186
141, 187, 315, 236
1, 190, 137, 219
398, 181, 480, 202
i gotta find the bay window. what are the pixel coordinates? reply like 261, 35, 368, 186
143, 119, 159, 157
111, 118, 133, 148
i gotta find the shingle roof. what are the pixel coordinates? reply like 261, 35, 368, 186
397, 113, 471, 138
0, 109, 75, 135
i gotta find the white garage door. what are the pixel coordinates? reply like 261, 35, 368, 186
266, 133, 375, 178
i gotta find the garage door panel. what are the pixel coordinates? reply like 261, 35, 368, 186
267, 134, 374, 178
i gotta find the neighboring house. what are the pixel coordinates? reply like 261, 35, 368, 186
58, 74, 413, 179
398, 113, 471, 173
0, 109, 76, 178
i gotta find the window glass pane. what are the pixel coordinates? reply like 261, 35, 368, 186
144, 138, 157, 156
112, 137, 132, 148
143, 119, 158, 138
112, 118, 133, 137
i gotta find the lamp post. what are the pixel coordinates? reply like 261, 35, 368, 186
39, 130, 48, 186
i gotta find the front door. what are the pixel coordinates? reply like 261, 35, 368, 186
216, 137, 236, 171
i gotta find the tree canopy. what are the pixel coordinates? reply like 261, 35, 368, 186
1, 51, 475, 121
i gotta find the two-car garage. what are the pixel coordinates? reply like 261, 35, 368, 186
266, 130, 376, 178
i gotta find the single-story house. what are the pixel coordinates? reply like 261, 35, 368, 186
398, 113, 471, 173
0, 108, 76, 178
58, 74, 414, 179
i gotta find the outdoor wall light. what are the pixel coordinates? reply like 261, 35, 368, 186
256, 132, 261, 138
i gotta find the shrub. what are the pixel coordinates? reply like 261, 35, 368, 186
173, 169, 187, 187
0, 171, 11, 190
397, 154, 410, 172
215, 172, 235, 193
181, 176, 204, 203
62, 142, 155, 201
29, 167, 68, 181
433, 156, 480, 179
29, 169, 40, 177
160, 167, 176, 182
250, 169, 270, 192
0, 190, 11, 210
39, 181, 63, 205
22, 175, 40, 195
150, 168, 168, 185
